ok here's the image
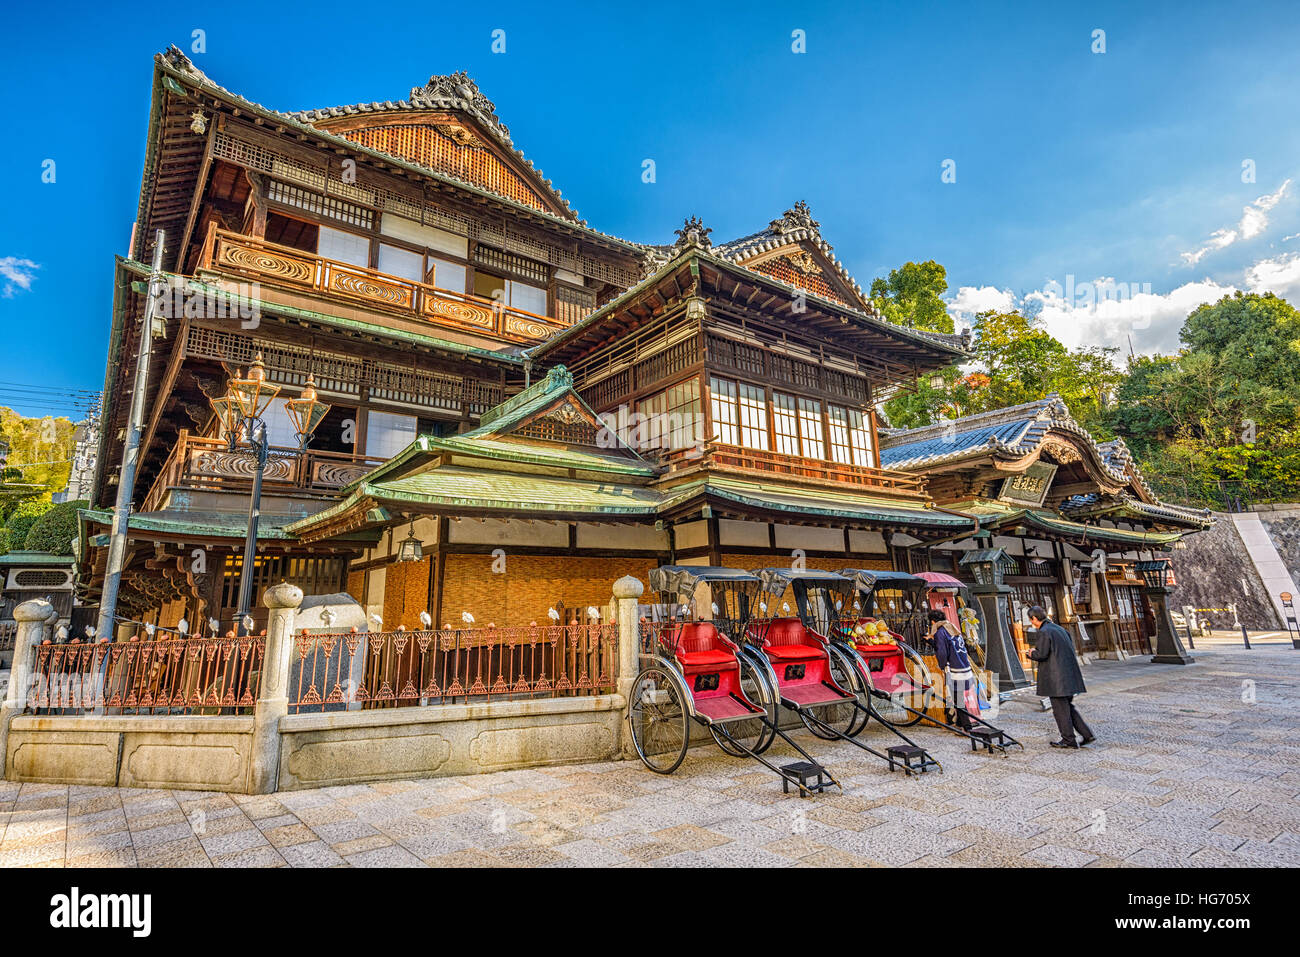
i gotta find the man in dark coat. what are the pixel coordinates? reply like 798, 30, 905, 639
1026, 606, 1094, 749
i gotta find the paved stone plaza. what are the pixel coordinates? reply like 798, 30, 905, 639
1, 634, 1297, 868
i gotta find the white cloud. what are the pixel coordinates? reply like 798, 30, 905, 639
946, 285, 1017, 324
1180, 179, 1292, 265
1029, 278, 1235, 355
0, 257, 39, 297
1245, 251, 1300, 302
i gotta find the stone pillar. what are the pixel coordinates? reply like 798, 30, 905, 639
1, 600, 54, 781
1143, 585, 1195, 665
249, 582, 303, 793
611, 575, 644, 759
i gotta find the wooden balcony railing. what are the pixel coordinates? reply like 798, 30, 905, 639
661, 443, 928, 497
142, 430, 385, 513
198, 225, 573, 345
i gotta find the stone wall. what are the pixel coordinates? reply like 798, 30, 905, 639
1171, 511, 1278, 629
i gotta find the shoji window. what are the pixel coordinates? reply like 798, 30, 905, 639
377, 244, 423, 282
828, 405, 875, 467
737, 383, 769, 451
365, 410, 418, 459
317, 226, 370, 268
427, 256, 467, 293
797, 398, 825, 459
772, 393, 800, 455
709, 377, 739, 445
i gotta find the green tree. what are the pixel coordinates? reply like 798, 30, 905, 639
23, 499, 88, 555
869, 261, 954, 333
4, 498, 54, 554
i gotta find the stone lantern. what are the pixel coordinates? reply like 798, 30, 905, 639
1135, 558, 1194, 664
959, 546, 1031, 690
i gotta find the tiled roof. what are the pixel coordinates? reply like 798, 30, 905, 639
154, 48, 640, 251
879, 395, 1090, 471
285, 71, 578, 221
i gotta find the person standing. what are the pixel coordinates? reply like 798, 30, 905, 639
930, 610, 975, 731
1026, 605, 1094, 748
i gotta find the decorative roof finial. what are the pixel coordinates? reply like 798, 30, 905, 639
408, 71, 510, 143
769, 200, 820, 235
673, 215, 713, 252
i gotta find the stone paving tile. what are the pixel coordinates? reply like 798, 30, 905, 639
278, 841, 347, 867
210, 846, 289, 868
198, 828, 270, 857
9, 642, 1300, 869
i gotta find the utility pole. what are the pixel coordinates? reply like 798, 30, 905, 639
96, 230, 166, 640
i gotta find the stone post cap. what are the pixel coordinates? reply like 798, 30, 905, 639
43, 604, 60, 623
263, 581, 304, 609
612, 576, 644, 600
13, 599, 53, 622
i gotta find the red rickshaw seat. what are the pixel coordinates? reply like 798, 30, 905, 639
669, 622, 738, 672
757, 618, 823, 662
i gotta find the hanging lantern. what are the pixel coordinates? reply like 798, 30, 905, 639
397, 521, 423, 563
284, 375, 331, 449
229, 354, 281, 420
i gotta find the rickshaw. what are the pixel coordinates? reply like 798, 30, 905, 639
745, 568, 942, 775
627, 566, 840, 796
838, 568, 1023, 755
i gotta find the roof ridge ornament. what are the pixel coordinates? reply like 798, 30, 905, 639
769, 200, 820, 236
673, 216, 713, 252
409, 71, 511, 144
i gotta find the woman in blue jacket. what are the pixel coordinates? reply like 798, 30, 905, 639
929, 610, 974, 730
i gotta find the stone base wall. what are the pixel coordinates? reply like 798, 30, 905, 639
277, 695, 623, 790
6, 715, 256, 791
6, 696, 625, 793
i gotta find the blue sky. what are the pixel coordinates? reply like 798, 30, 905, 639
3, 0, 1300, 418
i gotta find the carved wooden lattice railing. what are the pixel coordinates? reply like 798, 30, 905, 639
200, 226, 573, 345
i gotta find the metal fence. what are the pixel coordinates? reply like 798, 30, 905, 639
24, 634, 265, 715
289, 623, 618, 713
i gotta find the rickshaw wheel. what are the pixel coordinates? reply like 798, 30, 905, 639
799, 646, 860, 740
710, 653, 776, 757
629, 666, 690, 774
829, 644, 871, 737
881, 645, 932, 727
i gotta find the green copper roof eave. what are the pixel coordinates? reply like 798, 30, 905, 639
959, 501, 1184, 546
429, 436, 657, 477
0, 551, 75, 566
122, 267, 524, 364
152, 53, 644, 257
78, 507, 293, 540
661, 477, 974, 528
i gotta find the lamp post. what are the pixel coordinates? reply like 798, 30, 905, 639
1135, 558, 1195, 664
211, 355, 329, 635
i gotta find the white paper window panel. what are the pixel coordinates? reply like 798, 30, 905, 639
366, 410, 418, 459
317, 226, 371, 267
429, 257, 467, 292
380, 214, 468, 257
509, 280, 548, 315
377, 244, 424, 282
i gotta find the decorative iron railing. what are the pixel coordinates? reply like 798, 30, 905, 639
200, 226, 572, 345
289, 623, 618, 713
24, 632, 266, 715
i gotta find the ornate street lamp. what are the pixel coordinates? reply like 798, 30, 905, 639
211, 356, 330, 634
